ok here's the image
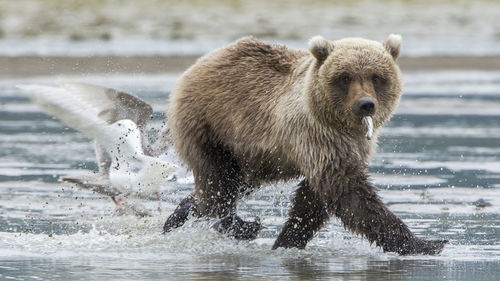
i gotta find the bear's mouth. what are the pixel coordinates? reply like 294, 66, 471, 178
362, 116, 373, 140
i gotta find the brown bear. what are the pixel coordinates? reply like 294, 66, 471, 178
162, 34, 447, 255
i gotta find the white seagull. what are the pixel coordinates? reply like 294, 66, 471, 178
17, 81, 177, 214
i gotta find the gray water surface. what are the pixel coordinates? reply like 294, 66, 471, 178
0, 72, 499, 280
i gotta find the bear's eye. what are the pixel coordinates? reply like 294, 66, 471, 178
337, 73, 351, 86
372, 74, 386, 87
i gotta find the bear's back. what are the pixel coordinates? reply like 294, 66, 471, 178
174, 37, 304, 100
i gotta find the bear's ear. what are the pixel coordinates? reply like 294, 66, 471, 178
383, 34, 402, 60
309, 35, 332, 63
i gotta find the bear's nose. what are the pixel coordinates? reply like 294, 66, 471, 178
357, 97, 375, 115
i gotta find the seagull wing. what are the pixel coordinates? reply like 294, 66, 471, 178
57, 81, 155, 156
17, 84, 112, 141
61, 175, 120, 197
57, 81, 153, 128
18, 82, 154, 175
62, 175, 153, 217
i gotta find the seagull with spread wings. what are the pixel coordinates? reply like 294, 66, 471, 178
18, 81, 177, 214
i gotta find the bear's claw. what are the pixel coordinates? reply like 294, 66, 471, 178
390, 238, 448, 256
414, 239, 448, 255
163, 195, 200, 233
212, 214, 263, 240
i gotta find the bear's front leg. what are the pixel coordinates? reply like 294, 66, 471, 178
273, 172, 447, 255
273, 180, 329, 249
329, 173, 447, 255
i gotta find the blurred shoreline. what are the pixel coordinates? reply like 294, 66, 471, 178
2, 55, 500, 77
2, 1, 500, 77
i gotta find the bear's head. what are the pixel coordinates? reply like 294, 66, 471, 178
305, 34, 403, 138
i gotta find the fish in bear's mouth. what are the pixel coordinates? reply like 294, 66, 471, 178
362, 116, 373, 140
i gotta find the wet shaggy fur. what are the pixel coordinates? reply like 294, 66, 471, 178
164, 35, 447, 255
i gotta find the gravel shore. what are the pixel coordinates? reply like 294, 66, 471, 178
2, 55, 499, 77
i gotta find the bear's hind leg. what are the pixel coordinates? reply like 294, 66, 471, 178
193, 142, 251, 217
212, 214, 263, 240
163, 195, 200, 233
164, 142, 262, 239
194, 142, 263, 239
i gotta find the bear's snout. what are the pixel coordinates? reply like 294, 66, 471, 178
357, 97, 375, 116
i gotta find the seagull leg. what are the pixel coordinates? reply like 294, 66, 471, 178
111, 195, 122, 206
156, 192, 162, 214
111, 191, 131, 206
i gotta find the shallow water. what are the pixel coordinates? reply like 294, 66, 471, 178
0, 72, 499, 280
